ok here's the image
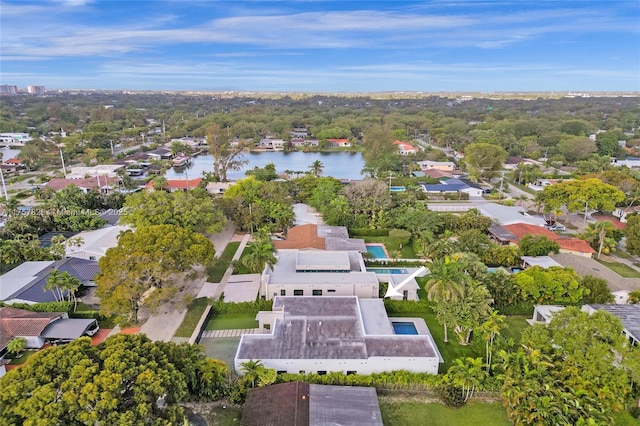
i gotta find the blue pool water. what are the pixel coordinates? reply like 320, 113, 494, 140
367, 268, 409, 274
390, 186, 406, 192
392, 322, 418, 335
366, 245, 387, 259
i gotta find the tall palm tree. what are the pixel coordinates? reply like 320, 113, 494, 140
240, 359, 264, 388
240, 240, 277, 273
480, 309, 505, 372
308, 160, 324, 178
425, 257, 467, 342
44, 269, 65, 302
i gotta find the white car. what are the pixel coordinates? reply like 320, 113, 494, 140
545, 224, 566, 232
84, 321, 100, 337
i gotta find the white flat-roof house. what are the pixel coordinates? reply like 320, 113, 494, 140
261, 250, 381, 300
65, 225, 130, 261
235, 296, 443, 375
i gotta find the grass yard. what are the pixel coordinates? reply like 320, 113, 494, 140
501, 316, 529, 343
390, 311, 483, 372
174, 297, 210, 338
205, 312, 258, 330
596, 260, 640, 278
207, 241, 241, 282
379, 401, 511, 426
198, 337, 241, 370
9, 350, 38, 365
187, 404, 242, 426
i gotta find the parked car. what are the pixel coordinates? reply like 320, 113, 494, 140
84, 322, 100, 337
545, 224, 566, 232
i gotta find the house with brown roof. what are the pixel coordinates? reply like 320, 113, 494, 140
503, 223, 595, 257
0, 307, 64, 354
144, 178, 202, 192
393, 140, 418, 155
273, 224, 366, 252
241, 382, 383, 426
326, 138, 351, 148
43, 177, 120, 194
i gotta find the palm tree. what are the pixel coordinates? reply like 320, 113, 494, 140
7, 337, 27, 358
308, 160, 324, 178
480, 310, 505, 373
44, 269, 65, 302
240, 360, 264, 388
446, 357, 488, 402
240, 240, 277, 273
425, 257, 467, 343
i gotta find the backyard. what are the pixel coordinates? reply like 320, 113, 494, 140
360, 236, 418, 259
379, 400, 510, 426
205, 312, 258, 330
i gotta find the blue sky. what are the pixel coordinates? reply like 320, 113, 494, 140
1, 0, 639, 92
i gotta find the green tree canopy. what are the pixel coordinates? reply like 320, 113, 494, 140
500, 307, 633, 426
121, 188, 226, 234
518, 234, 560, 256
0, 335, 201, 425
513, 266, 584, 304
96, 225, 215, 323
463, 143, 507, 181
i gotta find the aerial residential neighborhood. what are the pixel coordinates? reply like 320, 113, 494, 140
1, 89, 639, 425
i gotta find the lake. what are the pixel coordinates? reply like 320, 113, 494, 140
164, 151, 366, 180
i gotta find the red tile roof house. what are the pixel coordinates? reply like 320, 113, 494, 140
43, 177, 120, 194
144, 178, 202, 192
393, 140, 418, 155
503, 223, 595, 257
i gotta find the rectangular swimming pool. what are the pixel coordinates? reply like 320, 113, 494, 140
392, 321, 418, 335
366, 244, 387, 259
366, 268, 409, 274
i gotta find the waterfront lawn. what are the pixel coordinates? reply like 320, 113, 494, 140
205, 313, 258, 330
379, 401, 511, 426
207, 242, 240, 282
174, 297, 210, 338
596, 259, 640, 278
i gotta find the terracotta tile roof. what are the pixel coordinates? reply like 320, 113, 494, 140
503, 223, 595, 254
44, 177, 119, 191
422, 169, 454, 179
242, 382, 310, 426
0, 307, 64, 351
593, 214, 626, 230
273, 224, 326, 250
556, 239, 595, 254
4, 158, 22, 164
504, 223, 557, 240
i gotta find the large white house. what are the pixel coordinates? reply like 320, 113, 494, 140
261, 250, 381, 300
235, 296, 443, 375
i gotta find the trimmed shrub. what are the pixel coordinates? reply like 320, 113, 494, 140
438, 384, 467, 407
348, 228, 390, 237
2, 301, 73, 312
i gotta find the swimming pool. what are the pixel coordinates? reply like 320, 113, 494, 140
366, 268, 409, 274
390, 186, 406, 192
392, 322, 418, 335
366, 244, 387, 259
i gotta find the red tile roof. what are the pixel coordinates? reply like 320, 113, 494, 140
273, 224, 326, 250
503, 223, 595, 254
4, 158, 22, 164
0, 307, 64, 351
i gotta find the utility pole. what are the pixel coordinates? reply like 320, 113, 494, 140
498, 171, 505, 200
59, 148, 67, 178
0, 167, 8, 201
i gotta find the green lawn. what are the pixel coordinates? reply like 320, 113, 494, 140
205, 312, 258, 330
207, 242, 241, 282
174, 297, 211, 338
501, 316, 529, 343
187, 404, 242, 425
9, 350, 38, 365
596, 260, 640, 278
379, 401, 510, 426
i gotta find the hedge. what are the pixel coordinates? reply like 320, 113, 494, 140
276, 370, 443, 391
0, 301, 73, 312
348, 228, 391, 237
210, 299, 273, 315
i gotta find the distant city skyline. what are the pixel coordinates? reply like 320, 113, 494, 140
1, 1, 639, 93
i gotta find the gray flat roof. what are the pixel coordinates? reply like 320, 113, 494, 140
359, 299, 394, 335
40, 318, 96, 339
296, 251, 350, 270
588, 304, 640, 341
269, 250, 378, 286
309, 384, 383, 426
237, 297, 438, 360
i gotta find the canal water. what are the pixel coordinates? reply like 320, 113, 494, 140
165, 151, 366, 181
